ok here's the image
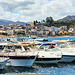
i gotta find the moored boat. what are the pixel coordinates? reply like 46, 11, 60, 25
58, 41, 75, 62
34, 42, 62, 64
35, 51, 62, 64
1, 43, 37, 67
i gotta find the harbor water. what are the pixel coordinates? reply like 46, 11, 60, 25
1, 37, 75, 75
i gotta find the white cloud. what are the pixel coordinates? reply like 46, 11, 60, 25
0, 0, 75, 22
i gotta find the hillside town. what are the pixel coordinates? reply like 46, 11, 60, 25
0, 23, 75, 38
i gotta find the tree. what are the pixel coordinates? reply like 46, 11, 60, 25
36, 20, 38, 23
46, 16, 54, 26
43, 20, 45, 22
34, 21, 36, 25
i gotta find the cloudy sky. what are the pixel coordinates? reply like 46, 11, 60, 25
0, 0, 75, 22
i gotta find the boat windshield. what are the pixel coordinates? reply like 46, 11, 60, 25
39, 43, 56, 50
6, 46, 13, 49
24, 47, 31, 51
40, 44, 55, 49
14, 45, 22, 49
39, 45, 50, 49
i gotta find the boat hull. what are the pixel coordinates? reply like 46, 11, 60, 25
59, 55, 75, 62
58, 51, 75, 62
6, 56, 36, 67
0, 59, 8, 69
35, 58, 61, 64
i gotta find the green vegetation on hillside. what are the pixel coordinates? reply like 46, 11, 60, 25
33, 16, 75, 29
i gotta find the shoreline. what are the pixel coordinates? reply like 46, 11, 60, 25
0, 35, 75, 39
36, 36, 75, 38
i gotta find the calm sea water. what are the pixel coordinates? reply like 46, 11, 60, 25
1, 37, 75, 75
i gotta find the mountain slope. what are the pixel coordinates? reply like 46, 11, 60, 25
0, 19, 27, 25
59, 15, 75, 21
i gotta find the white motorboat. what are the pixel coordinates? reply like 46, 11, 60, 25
34, 42, 62, 64
0, 57, 9, 69
35, 51, 62, 64
1, 43, 37, 67
58, 41, 75, 62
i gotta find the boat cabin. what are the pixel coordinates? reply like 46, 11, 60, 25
2, 43, 24, 53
